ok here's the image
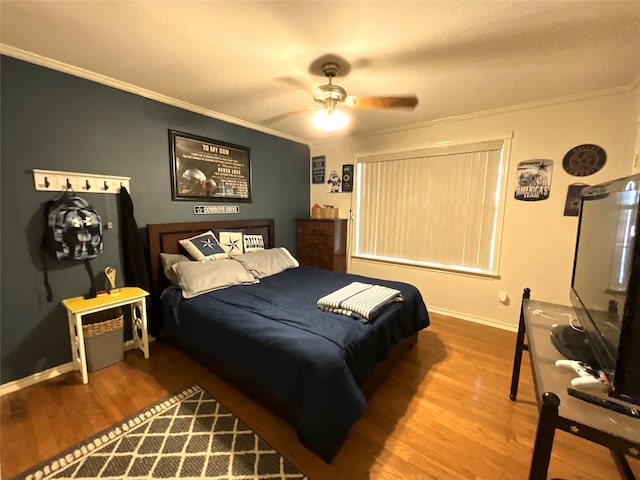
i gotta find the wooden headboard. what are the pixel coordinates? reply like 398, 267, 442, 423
147, 219, 275, 299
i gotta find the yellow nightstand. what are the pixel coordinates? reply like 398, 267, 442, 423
62, 287, 150, 384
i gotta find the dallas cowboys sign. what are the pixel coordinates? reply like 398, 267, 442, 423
193, 205, 240, 215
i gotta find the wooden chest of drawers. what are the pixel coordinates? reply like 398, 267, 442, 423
296, 218, 347, 272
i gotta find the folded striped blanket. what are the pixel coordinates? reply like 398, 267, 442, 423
317, 281, 404, 322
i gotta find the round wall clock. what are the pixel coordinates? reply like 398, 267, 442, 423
562, 144, 606, 177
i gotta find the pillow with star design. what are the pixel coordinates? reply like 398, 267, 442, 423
179, 230, 228, 261
218, 231, 244, 257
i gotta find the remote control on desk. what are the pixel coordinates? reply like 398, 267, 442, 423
567, 387, 640, 419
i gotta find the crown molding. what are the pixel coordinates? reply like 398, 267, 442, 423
0, 44, 310, 146
3, 44, 635, 148
359, 81, 639, 140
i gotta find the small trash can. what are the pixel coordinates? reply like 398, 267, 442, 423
82, 307, 124, 372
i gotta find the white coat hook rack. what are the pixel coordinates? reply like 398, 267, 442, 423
33, 169, 131, 194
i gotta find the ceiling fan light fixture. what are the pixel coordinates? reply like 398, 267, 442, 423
311, 107, 349, 132
266, 58, 418, 130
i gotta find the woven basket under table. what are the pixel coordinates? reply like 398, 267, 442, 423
82, 308, 124, 372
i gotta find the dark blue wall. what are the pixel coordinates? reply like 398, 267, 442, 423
0, 55, 310, 384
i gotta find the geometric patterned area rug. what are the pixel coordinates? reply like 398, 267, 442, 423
12, 385, 307, 480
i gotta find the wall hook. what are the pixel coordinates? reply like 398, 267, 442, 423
32, 169, 130, 194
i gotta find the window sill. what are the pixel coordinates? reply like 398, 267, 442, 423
351, 255, 500, 279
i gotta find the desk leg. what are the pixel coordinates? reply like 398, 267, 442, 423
66, 311, 88, 384
130, 300, 149, 359
510, 288, 531, 401
610, 450, 636, 480
530, 392, 560, 480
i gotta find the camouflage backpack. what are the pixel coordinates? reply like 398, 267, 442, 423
41, 191, 103, 301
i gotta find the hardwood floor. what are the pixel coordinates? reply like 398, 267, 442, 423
2, 312, 638, 479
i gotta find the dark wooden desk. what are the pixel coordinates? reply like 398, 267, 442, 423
510, 289, 640, 479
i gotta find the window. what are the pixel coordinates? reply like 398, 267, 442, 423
354, 139, 510, 276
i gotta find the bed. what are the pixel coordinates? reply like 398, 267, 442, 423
147, 219, 430, 461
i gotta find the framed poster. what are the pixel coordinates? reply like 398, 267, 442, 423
169, 130, 252, 202
312, 155, 325, 184
327, 169, 342, 193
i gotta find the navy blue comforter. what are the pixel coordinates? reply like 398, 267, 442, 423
162, 265, 429, 460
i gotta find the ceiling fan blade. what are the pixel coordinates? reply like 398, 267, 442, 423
263, 106, 316, 124
345, 95, 419, 110
273, 75, 314, 93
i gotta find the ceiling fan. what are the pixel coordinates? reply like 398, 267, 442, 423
267, 61, 419, 131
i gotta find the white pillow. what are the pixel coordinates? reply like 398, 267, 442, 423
178, 230, 228, 261
232, 247, 299, 279
160, 253, 191, 285
171, 259, 258, 299
218, 231, 244, 256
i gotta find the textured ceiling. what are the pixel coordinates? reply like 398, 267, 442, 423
1, 1, 639, 144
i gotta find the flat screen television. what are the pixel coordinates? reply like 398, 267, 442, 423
568, 172, 640, 405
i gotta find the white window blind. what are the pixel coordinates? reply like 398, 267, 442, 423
354, 139, 509, 276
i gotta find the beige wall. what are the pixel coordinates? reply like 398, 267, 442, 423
310, 88, 638, 330
635, 83, 640, 173
309, 138, 356, 220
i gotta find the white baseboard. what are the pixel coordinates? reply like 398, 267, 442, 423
428, 306, 517, 333
0, 338, 153, 397
0, 363, 76, 396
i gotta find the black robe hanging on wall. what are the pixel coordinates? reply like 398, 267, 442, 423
118, 186, 156, 334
